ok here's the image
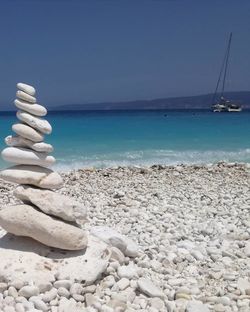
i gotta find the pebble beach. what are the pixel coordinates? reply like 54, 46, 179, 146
0, 162, 250, 312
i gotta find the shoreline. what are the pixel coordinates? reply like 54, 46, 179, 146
56, 161, 250, 174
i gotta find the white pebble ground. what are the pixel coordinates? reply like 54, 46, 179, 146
0, 162, 250, 312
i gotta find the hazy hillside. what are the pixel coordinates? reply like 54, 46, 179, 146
1, 91, 250, 111
55, 91, 250, 111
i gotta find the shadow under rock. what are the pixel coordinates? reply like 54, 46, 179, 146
0, 232, 87, 259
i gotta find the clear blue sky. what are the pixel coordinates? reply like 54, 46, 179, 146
0, 0, 249, 108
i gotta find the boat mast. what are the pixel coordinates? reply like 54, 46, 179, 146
211, 32, 232, 104
221, 32, 232, 98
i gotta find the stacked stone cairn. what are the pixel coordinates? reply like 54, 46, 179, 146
0, 83, 88, 250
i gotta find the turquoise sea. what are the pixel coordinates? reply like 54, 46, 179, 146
0, 110, 250, 171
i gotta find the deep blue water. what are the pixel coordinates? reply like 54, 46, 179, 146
1, 110, 250, 170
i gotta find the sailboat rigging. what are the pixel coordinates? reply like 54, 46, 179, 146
212, 33, 242, 112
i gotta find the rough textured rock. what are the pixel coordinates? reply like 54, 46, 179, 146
0, 204, 88, 250
56, 235, 111, 285
1, 147, 55, 167
0, 165, 63, 189
14, 99, 47, 117
16, 111, 52, 135
16, 90, 36, 103
90, 226, 140, 257
12, 123, 44, 143
5, 136, 53, 153
14, 185, 87, 224
17, 83, 36, 96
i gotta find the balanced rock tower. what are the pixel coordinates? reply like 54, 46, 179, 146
0, 83, 88, 250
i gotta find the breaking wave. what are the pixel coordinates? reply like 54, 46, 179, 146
53, 148, 250, 172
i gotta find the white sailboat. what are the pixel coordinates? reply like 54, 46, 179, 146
212, 33, 242, 112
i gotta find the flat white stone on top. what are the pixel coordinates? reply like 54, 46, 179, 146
17, 83, 36, 96
14, 185, 88, 224
16, 90, 36, 103
5, 135, 53, 153
12, 123, 44, 143
16, 111, 52, 135
0, 165, 63, 189
1, 147, 55, 167
0, 204, 88, 250
15, 99, 47, 117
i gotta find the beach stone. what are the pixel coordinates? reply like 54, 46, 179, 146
15, 303, 25, 312
8, 286, 18, 298
42, 288, 57, 303
73, 293, 85, 302
9, 279, 25, 290
57, 235, 111, 285
117, 263, 138, 279
16, 90, 36, 103
36, 282, 52, 293
110, 246, 125, 264
137, 278, 164, 298
237, 278, 250, 292
18, 285, 39, 298
16, 111, 52, 135
12, 123, 44, 143
116, 278, 130, 291
17, 83, 36, 96
0, 204, 88, 250
54, 280, 73, 290
90, 226, 140, 257
1, 147, 55, 167
0, 282, 8, 292
57, 287, 70, 298
15, 99, 47, 117
244, 242, 250, 257
5, 136, 53, 153
186, 300, 209, 312
29, 296, 48, 311
0, 165, 63, 189
69, 283, 83, 295
14, 185, 88, 224
149, 297, 165, 310
3, 307, 15, 312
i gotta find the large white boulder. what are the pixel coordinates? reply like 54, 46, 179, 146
5, 135, 53, 153
15, 99, 47, 117
0, 165, 63, 189
14, 185, 88, 225
56, 235, 111, 285
0, 232, 110, 288
16, 90, 36, 103
0, 204, 88, 250
12, 123, 44, 143
16, 111, 52, 135
17, 83, 36, 96
1, 147, 55, 167
90, 226, 140, 257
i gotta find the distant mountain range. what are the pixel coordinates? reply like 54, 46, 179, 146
1, 91, 250, 111
55, 91, 250, 111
